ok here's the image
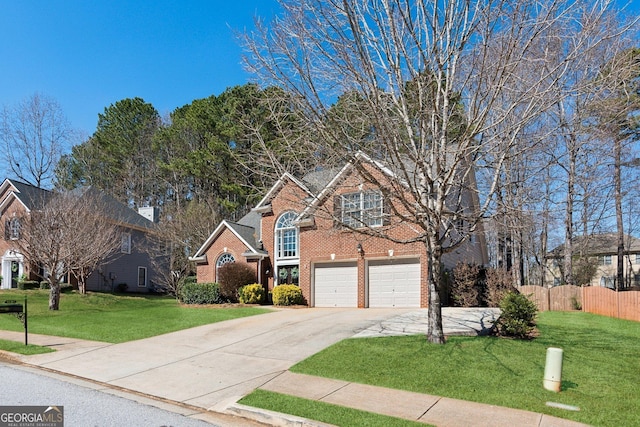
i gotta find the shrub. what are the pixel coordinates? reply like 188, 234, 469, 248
116, 283, 128, 293
496, 292, 537, 339
239, 283, 265, 304
180, 282, 222, 305
217, 263, 257, 302
18, 280, 40, 290
272, 284, 304, 306
40, 281, 50, 289
484, 267, 514, 307
451, 262, 481, 307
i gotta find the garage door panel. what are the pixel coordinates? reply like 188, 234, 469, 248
314, 263, 358, 307
369, 260, 421, 308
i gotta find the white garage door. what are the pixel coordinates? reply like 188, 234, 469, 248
314, 262, 358, 307
369, 259, 421, 308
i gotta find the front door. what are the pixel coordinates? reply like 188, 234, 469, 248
10, 261, 19, 288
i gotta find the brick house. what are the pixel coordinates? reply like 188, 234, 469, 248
0, 178, 159, 292
191, 153, 489, 307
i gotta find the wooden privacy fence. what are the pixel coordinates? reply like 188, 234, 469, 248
520, 285, 581, 312
581, 287, 640, 322
520, 285, 640, 322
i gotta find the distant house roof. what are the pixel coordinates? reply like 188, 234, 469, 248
0, 179, 52, 212
1, 178, 153, 231
548, 233, 640, 257
75, 186, 154, 230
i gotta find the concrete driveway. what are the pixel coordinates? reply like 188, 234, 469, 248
19, 307, 498, 412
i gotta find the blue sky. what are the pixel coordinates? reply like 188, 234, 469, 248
0, 0, 280, 138
1, 0, 638, 141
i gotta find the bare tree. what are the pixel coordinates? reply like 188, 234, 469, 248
0, 93, 72, 188
243, 0, 629, 343
147, 201, 220, 298
14, 190, 121, 309
67, 189, 122, 295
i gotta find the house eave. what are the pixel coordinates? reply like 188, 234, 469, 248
242, 251, 267, 260
189, 255, 207, 264
296, 217, 315, 228
252, 204, 272, 214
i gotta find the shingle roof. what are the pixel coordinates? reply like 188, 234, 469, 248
4, 179, 153, 230
77, 186, 154, 229
7, 179, 52, 210
301, 167, 342, 194
233, 210, 267, 255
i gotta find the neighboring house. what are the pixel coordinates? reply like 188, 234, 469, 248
191, 153, 489, 308
0, 178, 159, 293
545, 233, 640, 289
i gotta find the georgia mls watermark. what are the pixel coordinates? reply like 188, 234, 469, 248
0, 406, 63, 427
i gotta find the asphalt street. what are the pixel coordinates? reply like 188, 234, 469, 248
1, 362, 220, 427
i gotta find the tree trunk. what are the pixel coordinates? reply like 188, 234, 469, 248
49, 282, 61, 310
615, 138, 624, 291
563, 139, 576, 286
426, 242, 445, 344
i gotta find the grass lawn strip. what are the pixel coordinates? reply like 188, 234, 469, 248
239, 389, 431, 427
0, 289, 271, 343
0, 338, 54, 355
285, 311, 638, 427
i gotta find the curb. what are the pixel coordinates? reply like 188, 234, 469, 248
226, 403, 336, 427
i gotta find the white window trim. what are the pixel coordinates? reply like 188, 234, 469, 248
121, 232, 132, 254
274, 211, 300, 286
137, 266, 147, 287
275, 211, 299, 260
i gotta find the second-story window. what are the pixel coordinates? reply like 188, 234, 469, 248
598, 255, 612, 266
121, 232, 132, 254
340, 191, 383, 228
5, 218, 21, 240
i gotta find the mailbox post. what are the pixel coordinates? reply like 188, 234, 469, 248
0, 298, 27, 345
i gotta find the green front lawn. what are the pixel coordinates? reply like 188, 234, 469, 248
243, 312, 640, 427
0, 289, 271, 344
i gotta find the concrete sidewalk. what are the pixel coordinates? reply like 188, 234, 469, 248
0, 308, 588, 427
234, 371, 588, 427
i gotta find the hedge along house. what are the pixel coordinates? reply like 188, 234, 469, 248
0, 178, 160, 293
191, 152, 489, 307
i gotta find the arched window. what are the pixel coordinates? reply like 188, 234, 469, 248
216, 253, 235, 281
275, 212, 299, 285
276, 212, 298, 259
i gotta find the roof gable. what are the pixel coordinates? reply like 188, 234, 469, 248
253, 172, 313, 213
297, 152, 401, 224
0, 179, 51, 214
192, 216, 266, 261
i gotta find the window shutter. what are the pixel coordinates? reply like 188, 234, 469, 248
4, 220, 9, 240
383, 195, 391, 226
333, 195, 342, 229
